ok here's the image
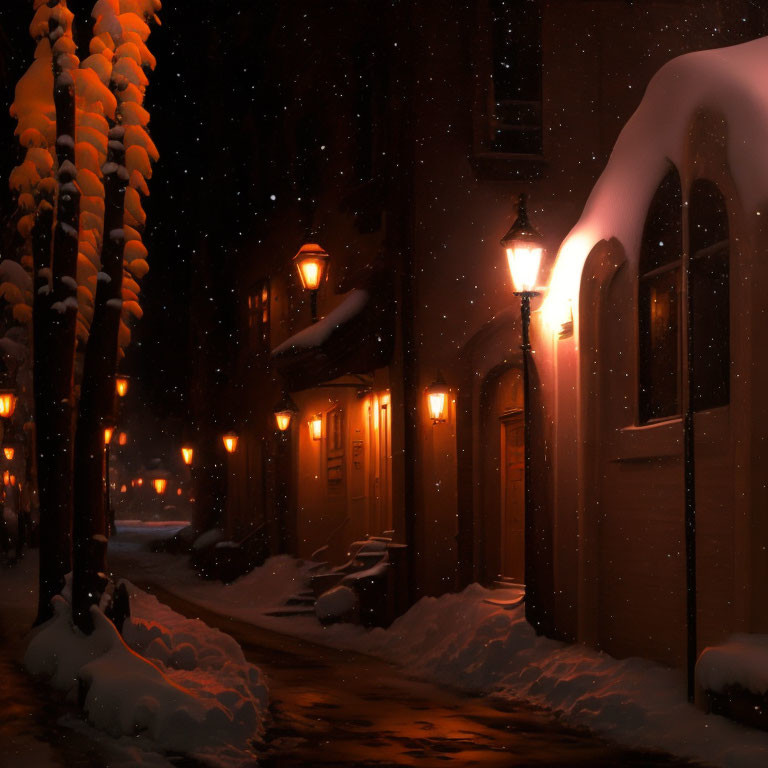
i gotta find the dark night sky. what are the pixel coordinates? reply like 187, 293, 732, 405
0, 1, 275, 455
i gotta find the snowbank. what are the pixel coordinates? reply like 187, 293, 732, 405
698, 635, 768, 696
25, 582, 268, 767
110, 523, 768, 767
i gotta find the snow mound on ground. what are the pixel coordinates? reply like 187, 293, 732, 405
25, 586, 267, 767
361, 585, 768, 768
697, 635, 768, 696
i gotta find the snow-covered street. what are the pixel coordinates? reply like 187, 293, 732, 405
105, 522, 717, 767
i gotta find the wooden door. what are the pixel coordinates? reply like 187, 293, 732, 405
500, 412, 525, 582
367, 395, 392, 536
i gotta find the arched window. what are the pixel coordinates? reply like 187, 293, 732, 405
638, 170, 730, 423
689, 180, 729, 411
638, 168, 683, 423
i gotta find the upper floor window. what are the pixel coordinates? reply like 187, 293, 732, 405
488, 0, 542, 155
247, 279, 270, 351
638, 168, 730, 423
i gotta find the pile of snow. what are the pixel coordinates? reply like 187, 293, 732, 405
315, 585, 356, 623
697, 635, 768, 696
25, 581, 268, 767
357, 586, 768, 768
110, 523, 768, 767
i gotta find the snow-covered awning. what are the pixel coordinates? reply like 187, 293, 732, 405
271, 269, 395, 391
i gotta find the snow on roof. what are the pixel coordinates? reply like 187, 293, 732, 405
544, 36, 768, 329
271, 288, 370, 355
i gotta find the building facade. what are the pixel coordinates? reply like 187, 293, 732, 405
192, 0, 768, 669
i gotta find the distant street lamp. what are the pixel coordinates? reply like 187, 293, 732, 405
294, 242, 330, 323
118, 431, 128, 446
152, 477, 167, 495
426, 374, 449, 424
3, 446, 14, 461
273, 393, 299, 432
103, 425, 115, 535
181, 446, 194, 465
501, 192, 544, 632
0, 391, 17, 419
222, 432, 239, 454
308, 414, 323, 441
115, 376, 129, 398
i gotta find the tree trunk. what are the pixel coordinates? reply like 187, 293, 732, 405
34, 12, 80, 624
72, 130, 127, 632
32, 197, 63, 625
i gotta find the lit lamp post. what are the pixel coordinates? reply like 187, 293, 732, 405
426, 374, 449, 424
501, 192, 544, 631
222, 431, 239, 454
104, 425, 115, 535
115, 376, 129, 399
152, 477, 168, 495
181, 446, 194, 466
293, 242, 330, 324
273, 393, 299, 433
0, 390, 17, 419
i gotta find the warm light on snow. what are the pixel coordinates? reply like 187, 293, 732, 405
543, 36, 768, 335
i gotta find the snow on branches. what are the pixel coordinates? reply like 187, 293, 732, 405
2, 0, 161, 349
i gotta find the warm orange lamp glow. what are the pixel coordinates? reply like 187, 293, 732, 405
9, 474, 16, 486
118, 431, 128, 446
176, 487, 182, 496
222, 432, 238, 453
2, 470, 9, 485
309, 414, 322, 441
293, 243, 330, 291
181, 446, 194, 465
115, 376, 129, 398
501, 193, 544, 294
120, 484, 127, 493
152, 477, 167, 494
273, 393, 299, 432
104, 426, 114, 445
427, 375, 449, 424
137, 477, 144, 486
275, 411, 292, 431
0, 392, 17, 419
3, 447, 14, 461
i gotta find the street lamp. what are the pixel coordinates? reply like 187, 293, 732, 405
222, 432, 239, 454
501, 192, 544, 632
426, 374, 449, 424
308, 414, 323, 441
0, 390, 17, 419
103, 426, 114, 445
3, 446, 14, 461
152, 477, 167, 495
273, 393, 299, 432
115, 376, 129, 398
293, 242, 330, 323
181, 446, 194, 466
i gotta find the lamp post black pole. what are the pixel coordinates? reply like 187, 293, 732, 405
683, 234, 697, 703
310, 290, 319, 324
105, 442, 112, 536
517, 289, 540, 632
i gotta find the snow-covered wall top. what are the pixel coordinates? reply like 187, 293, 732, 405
544, 35, 768, 329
